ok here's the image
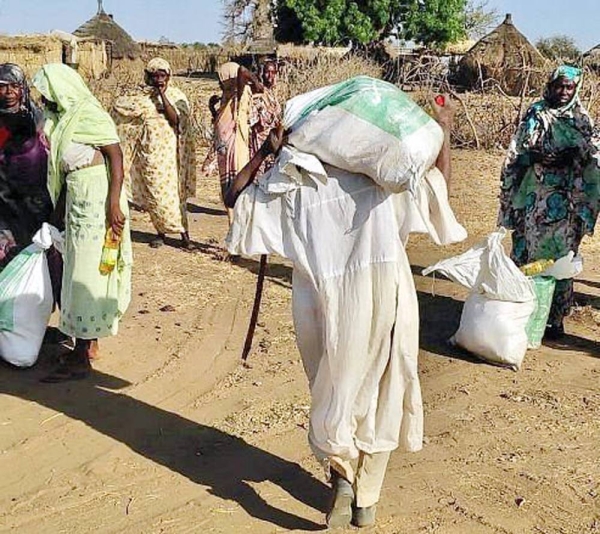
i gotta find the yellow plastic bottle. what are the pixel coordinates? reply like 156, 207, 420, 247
99, 228, 120, 275
520, 258, 554, 276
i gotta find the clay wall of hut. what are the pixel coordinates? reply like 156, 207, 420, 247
139, 43, 233, 74
0, 34, 109, 80
77, 39, 110, 79
0, 35, 63, 78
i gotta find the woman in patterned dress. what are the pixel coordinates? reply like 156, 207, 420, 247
250, 60, 282, 176
213, 62, 263, 225
114, 58, 197, 249
498, 65, 600, 340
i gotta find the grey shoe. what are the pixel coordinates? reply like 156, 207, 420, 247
326, 473, 354, 529
352, 505, 377, 528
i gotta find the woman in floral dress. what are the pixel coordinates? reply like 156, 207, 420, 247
114, 58, 197, 249
498, 65, 600, 339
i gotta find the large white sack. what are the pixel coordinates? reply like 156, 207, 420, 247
451, 293, 536, 370
285, 76, 444, 195
0, 224, 60, 367
424, 229, 536, 370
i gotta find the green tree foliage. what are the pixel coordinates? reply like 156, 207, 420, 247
536, 35, 581, 62
275, 0, 468, 47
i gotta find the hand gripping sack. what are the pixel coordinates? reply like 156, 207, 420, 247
423, 229, 536, 369
0, 224, 60, 367
285, 76, 444, 194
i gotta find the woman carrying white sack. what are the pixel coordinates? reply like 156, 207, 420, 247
224, 97, 462, 528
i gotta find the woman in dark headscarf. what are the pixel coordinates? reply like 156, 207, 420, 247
499, 65, 600, 340
0, 63, 52, 269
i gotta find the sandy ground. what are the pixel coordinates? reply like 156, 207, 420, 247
1, 142, 599, 534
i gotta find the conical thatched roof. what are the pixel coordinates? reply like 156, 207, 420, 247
584, 44, 600, 70
74, 1, 140, 59
455, 14, 548, 96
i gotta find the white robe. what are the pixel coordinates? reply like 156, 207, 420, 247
227, 148, 465, 464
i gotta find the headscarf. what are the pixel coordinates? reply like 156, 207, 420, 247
0, 63, 32, 115
32, 64, 120, 204
218, 62, 240, 83
543, 65, 583, 112
145, 57, 172, 76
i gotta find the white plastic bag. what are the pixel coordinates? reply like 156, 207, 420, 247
423, 229, 535, 302
541, 251, 584, 280
424, 229, 536, 369
0, 224, 61, 367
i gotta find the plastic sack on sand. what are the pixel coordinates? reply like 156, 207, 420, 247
423, 229, 536, 370
526, 276, 556, 350
0, 224, 62, 368
452, 294, 536, 370
285, 76, 444, 195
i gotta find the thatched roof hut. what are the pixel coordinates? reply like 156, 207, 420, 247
584, 44, 600, 70
455, 14, 548, 95
74, 0, 140, 60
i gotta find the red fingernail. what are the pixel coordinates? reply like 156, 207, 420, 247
435, 95, 445, 106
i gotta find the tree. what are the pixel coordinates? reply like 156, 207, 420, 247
464, 0, 500, 40
274, 0, 468, 48
402, 0, 469, 48
536, 35, 581, 61
221, 0, 274, 44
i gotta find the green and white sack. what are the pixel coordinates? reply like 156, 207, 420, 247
526, 276, 556, 349
285, 76, 444, 195
0, 224, 60, 367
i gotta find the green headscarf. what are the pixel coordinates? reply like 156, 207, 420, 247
32, 64, 120, 204
543, 65, 583, 112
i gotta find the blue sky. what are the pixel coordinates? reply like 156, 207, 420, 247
0, 0, 598, 51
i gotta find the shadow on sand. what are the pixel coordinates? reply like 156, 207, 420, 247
0, 357, 328, 530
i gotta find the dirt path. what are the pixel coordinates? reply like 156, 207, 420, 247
1, 151, 599, 534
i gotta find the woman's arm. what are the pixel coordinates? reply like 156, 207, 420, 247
99, 143, 126, 236
157, 87, 180, 130
430, 95, 456, 191
237, 65, 264, 97
224, 125, 284, 208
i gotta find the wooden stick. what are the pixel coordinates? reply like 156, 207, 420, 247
242, 254, 268, 362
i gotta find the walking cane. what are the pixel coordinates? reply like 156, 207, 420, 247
242, 254, 268, 362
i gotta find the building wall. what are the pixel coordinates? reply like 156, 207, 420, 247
0, 39, 63, 79
0, 36, 109, 80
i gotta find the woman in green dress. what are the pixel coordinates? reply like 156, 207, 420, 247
499, 65, 600, 340
33, 64, 132, 381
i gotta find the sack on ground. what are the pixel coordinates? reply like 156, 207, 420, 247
451, 293, 536, 370
285, 76, 444, 194
0, 224, 61, 367
424, 229, 536, 369
526, 276, 556, 349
